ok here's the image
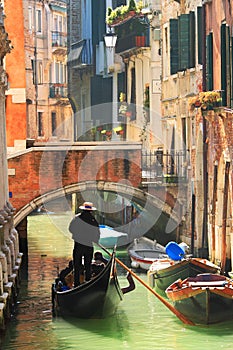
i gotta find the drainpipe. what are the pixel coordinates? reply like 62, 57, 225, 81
200, 3, 208, 258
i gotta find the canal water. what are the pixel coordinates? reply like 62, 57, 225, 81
1, 213, 233, 350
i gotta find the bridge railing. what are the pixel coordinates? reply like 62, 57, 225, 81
141, 149, 188, 183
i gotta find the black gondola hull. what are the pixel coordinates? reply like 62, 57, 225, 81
52, 254, 123, 318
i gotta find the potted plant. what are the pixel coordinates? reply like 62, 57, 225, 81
189, 91, 222, 111
106, 0, 142, 26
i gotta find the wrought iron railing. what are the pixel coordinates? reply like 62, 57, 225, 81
49, 84, 68, 98
141, 149, 188, 183
51, 31, 67, 48
115, 31, 150, 54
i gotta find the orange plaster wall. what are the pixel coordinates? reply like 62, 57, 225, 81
4, 0, 27, 146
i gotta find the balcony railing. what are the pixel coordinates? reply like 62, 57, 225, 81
51, 31, 67, 48
115, 31, 150, 54
67, 39, 92, 67
142, 149, 188, 183
49, 84, 68, 98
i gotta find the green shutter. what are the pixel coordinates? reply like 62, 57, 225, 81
221, 24, 231, 107
197, 7, 203, 65
226, 25, 231, 106
206, 33, 213, 91
179, 14, 190, 71
170, 19, 179, 75
189, 11, 195, 68
221, 23, 227, 106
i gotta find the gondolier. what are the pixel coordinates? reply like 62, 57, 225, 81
69, 201, 100, 287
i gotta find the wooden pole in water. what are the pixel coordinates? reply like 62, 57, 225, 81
221, 161, 230, 274
97, 243, 195, 326
211, 162, 218, 262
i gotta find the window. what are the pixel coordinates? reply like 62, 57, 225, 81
51, 112, 57, 136
63, 17, 67, 32
179, 12, 195, 71
144, 84, 150, 123
197, 7, 203, 65
28, 7, 33, 31
169, 12, 196, 75
58, 16, 62, 32
206, 33, 213, 91
130, 67, 136, 121
38, 112, 43, 136
60, 64, 64, 83
170, 19, 178, 75
55, 62, 60, 83
38, 61, 43, 84
32, 60, 43, 85
54, 16, 58, 31
181, 118, 187, 150
221, 23, 231, 107
36, 9, 42, 33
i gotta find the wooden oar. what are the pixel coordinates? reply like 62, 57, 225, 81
97, 243, 195, 326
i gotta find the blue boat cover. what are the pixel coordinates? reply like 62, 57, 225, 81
165, 241, 185, 261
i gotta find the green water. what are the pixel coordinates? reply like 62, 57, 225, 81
1, 213, 233, 350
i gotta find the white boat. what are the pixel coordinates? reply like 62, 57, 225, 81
99, 225, 128, 248
128, 237, 167, 270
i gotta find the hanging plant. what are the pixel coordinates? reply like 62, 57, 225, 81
189, 91, 222, 111
106, 0, 141, 26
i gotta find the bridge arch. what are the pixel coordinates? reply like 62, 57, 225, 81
14, 181, 179, 244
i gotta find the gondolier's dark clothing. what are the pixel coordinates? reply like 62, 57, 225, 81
69, 211, 100, 287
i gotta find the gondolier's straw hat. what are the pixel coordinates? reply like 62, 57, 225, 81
79, 201, 97, 211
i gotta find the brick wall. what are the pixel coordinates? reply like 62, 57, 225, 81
8, 145, 142, 213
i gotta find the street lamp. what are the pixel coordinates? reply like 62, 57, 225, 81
104, 31, 119, 140
104, 31, 117, 50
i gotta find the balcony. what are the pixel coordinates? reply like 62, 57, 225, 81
49, 84, 68, 99
115, 31, 149, 54
112, 15, 150, 55
141, 149, 188, 183
67, 39, 93, 69
51, 31, 67, 54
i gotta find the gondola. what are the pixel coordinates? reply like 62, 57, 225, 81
166, 273, 233, 325
52, 251, 124, 318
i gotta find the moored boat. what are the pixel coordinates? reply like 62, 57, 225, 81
128, 237, 167, 270
52, 251, 125, 318
99, 225, 128, 248
165, 273, 233, 325
148, 257, 220, 291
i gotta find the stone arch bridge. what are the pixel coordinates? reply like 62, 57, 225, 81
8, 142, 181, 247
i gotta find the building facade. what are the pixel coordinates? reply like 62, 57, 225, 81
4, 0, 73, 153
160, 0, 233, 273
0, 2, 22, 330
67, 0, 163, 146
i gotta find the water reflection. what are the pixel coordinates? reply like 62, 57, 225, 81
1, 213, 233, 350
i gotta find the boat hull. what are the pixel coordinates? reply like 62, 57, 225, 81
166, 274, 233, 324
52, 254, 123, 318
148, 258, 220, 291
128, 237, 167, 270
